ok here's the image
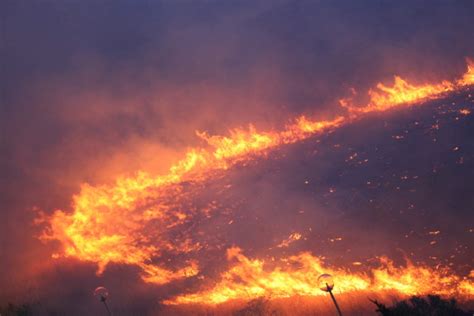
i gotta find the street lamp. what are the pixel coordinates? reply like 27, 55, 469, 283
318, 274, 343, 316
94, 286, 112, 316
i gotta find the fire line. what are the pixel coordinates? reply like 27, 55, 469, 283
39, 59, 474, 304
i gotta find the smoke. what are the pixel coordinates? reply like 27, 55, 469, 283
2, 0, 474, 314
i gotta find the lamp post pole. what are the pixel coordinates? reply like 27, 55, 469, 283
318, 274, 343, 316
101, 296, 112, 316
94, 286, 112, 316
326, 283, 343, 316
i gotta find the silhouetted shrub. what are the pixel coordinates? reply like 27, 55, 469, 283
233, 298, 282, 316
0, 303, 32, 316
371, 295, 472, 316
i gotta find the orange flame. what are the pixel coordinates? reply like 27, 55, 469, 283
340, 77, 454, 113
341, 58, 474, 113
166, 248, 473, 305
363, 77, 453, 112
41, 116, 345, 284
458, 58, 474, 86
40, 59, 474, 297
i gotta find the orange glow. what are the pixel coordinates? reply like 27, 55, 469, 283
40, 116, 344, 284
276, 232, 302, 248
366, 77, 453, 111
341, 59, 474, 113
166, 248, 473, 305
458, 58, 474, 86
40, 59, 474, 299
341, 78, 454, 113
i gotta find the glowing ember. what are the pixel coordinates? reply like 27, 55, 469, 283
459, 108, 471, 115
39, 59, 474, 302
276, 233, 302, 248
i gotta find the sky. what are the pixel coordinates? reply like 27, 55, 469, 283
1, 1, 474, 315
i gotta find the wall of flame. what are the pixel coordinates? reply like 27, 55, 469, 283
39, 59, 474, 305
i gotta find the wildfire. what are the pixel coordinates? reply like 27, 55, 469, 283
40, 59, 474, 301
340, 77, 454, 114
166, 248, 473, 305
341, 58, 474, 113
458, 58, 474, 86
41, 116, 345, 284
276, 232, 302, 248
362, 77, 453, 112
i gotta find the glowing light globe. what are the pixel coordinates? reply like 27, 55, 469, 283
94, 286, 109, 302
318, 273, 334, 292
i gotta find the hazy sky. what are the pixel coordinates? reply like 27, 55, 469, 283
1, 1, 474, 314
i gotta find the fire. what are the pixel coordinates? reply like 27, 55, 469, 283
276, 232, 302, 248
341, 58, 474, 113
341, 77, 454, 113
196, 125, 278, 161
166, 248, 473, 305
458, 58, 474, 86
43, 177, 201, 284
363, 77, 453, 112
40, 59, 474, 301
40, 116, 345, 284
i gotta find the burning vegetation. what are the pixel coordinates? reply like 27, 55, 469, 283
38, 59, 474, 307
